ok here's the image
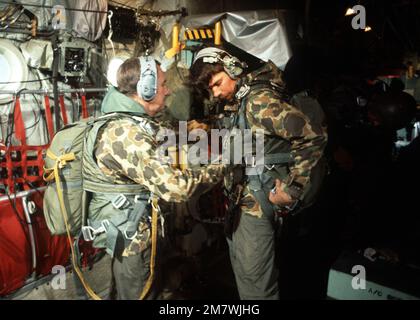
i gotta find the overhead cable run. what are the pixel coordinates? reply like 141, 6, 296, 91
136, 7, 188, 18
0, 1, 108, 14
108, 0, 136, 11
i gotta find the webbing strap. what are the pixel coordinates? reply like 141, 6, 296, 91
46, 148, 102, 300
83, 179, 146, 194
59, 95, 68, 125
87, 198, 149, 257
263, 153, 294, 165
43, 95, 55, 141
13, 96, 26, 145
247, 174, 276, 221
81, 94, 89, 119
139, 197, 159, 300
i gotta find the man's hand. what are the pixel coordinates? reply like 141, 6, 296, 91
187, 120, 209, 132
268, 179, 294, 206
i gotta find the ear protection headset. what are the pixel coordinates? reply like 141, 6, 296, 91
193, 47, 247, 79
137, 56, 157, 101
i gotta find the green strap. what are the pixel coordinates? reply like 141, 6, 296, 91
83, 179, 146, 194
247, 173, 276, 221
124, 200, 148, 240
263, 153, 294, 165
105, 223, 122, 257
88, 197, 150, 257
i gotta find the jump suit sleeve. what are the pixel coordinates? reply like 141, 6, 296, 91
95, 119, 225, 203
245, 89, 327, 195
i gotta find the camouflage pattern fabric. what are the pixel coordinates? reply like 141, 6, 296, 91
229, 61, 328, 218
94, 116, 226, 255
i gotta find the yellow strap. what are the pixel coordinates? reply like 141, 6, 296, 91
49, 152, 102, 300
139, 197, 158, 300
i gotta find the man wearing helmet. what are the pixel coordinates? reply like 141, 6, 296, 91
190, 47, 328, 299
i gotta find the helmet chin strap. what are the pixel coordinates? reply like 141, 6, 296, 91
234, 78, 250, 100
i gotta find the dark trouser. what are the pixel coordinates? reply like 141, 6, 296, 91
111, 247, 159, 300
227, 211, 279, 300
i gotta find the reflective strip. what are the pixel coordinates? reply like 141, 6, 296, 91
185, 28, 214, 40
186, 29, 193, 39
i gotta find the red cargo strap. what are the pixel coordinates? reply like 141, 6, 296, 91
13, 97, 28, 189
13, 96, 26, 145
59, 95, 68, 125
1, 145, 48, 193
81, 94, 88, 119
43, 95, 55, 140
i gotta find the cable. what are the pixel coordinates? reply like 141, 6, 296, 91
0, 1, 108, 14
0, 99, 13, 106
6, 189, 32, 248
108, 0, 136, 11
0, 77, 55, 85
107, 10, 115, 58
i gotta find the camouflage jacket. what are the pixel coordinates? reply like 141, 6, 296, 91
228, 61, 328, 217
94, 94, 225, 255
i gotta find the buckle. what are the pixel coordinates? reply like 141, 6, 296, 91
82, 226, 95, 241
112, 194, 128, 209
81, 220, 110, 241
123, 228, 138, 240
101, 219, 110, 232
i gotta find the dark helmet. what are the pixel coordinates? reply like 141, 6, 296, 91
367, 91, 417, 130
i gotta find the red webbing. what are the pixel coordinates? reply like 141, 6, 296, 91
13, 97, 26, 145
81, 94, 88, 119
43, 95, 54, 141
59, 95, 68, 125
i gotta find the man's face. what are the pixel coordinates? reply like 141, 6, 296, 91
209, 71, 237, 102
145, 66, 171, 116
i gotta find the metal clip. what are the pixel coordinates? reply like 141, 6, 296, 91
160, 215, 165, 238
235, 84, 250, 100
81, 226, 95, 241
81, 219, 110, 241
123, 228, 137, 241
112, 194, 128, 209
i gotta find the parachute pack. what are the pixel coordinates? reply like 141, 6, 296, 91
42, 113, 119, 237
42, 112, 159, 300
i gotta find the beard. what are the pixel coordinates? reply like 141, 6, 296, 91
212, 94, 234, 105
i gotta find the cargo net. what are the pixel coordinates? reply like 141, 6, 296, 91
0, 145, 48, 194
0, 92, 101, 194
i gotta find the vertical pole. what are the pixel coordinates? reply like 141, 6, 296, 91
215, 21, 222, 45
51, 32, 61, 132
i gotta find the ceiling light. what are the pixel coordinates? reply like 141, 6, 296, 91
345, 8, 356, 16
